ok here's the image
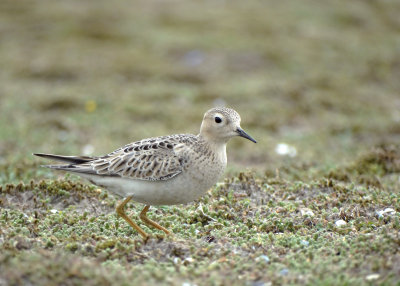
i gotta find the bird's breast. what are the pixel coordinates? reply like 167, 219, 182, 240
185, 147, 226, 189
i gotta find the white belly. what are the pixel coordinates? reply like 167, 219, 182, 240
79, 170, 221, 205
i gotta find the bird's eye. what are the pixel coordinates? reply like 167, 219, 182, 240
215, 117, 222, 123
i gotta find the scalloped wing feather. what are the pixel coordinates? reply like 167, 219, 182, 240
72, 135, 196, 181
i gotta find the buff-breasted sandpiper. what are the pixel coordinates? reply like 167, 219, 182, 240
34, 107, 256, 240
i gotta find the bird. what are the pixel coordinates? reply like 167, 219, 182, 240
34, 107, 256, 240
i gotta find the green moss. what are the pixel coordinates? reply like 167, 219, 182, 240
1, 0, 400, 284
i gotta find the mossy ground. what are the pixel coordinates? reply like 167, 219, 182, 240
1, 0, 400, 285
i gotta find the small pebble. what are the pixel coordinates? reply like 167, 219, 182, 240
376, 208, 396, 218
173, 257, 180, 264
383, 207, 394, 213
300, 240, 309, 246
183, 257, 194, 266
258, 255, 270, 263
300, 208, 315, 217
335, 220, 347, 227
275, 143, 297, 157
365, 273, 380, 281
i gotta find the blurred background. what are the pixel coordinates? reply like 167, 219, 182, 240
0, 0, 399, 182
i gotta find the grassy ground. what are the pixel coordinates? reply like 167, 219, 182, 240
1, 0, 400, 285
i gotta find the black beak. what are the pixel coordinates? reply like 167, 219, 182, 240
236, 127, 257, 143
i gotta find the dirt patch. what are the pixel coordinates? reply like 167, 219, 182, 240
0, 180, 115, 215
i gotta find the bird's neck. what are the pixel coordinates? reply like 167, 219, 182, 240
198, 134, 227, 164
214, 142, 227, 165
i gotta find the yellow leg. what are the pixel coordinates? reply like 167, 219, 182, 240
116, 196, 149, 240
139, 205, 170, 235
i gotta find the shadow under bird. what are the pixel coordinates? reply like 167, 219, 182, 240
34, 107, 256, 240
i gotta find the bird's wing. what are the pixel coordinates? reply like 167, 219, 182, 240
44, 135, 195, 181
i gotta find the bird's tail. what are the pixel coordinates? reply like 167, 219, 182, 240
33, 153, 95, 164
